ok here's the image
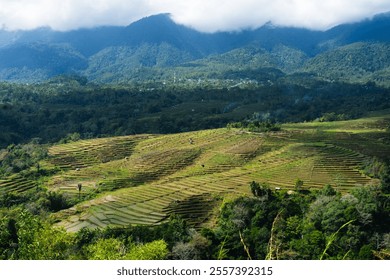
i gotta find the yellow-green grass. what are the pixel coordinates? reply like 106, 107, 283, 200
283, 112, 390, 133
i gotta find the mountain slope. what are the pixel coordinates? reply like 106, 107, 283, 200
189, 43, 308, 73
84, 43, 195, 82
331, 12, 390, 44
302, 42, 390, 85
0, 42, 87, 82
12, 112, 384, 231
0, 12, 389, 83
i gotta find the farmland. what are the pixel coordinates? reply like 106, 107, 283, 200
2, 112, 387, 232
0, 111, 389, 260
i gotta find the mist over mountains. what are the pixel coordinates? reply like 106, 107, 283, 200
0, 12, 389, 85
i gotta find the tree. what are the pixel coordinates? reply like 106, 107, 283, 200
171, 232, 211, 260
250, 181, 272, 198
295, 178, 304, 191
86, 238, 125, 260
86, 238, 168, 260
126, 240, 168, 260
250, 181, 260, 197
12, 210, 75, 260
77, 183, 82, 199
320, 184, 337, 196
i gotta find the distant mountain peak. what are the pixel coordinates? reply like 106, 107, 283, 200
0, 11, 389, 83
127, 13, 174, 27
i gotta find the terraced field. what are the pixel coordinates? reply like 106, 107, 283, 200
0, 174, 37, 195
2, 113, 389, 232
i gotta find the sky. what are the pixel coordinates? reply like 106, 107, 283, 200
0, 0, 390, 32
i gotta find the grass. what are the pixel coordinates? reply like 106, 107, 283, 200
2, 113, 388, 232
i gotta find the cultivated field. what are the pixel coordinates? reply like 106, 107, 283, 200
1, 112, 389, 232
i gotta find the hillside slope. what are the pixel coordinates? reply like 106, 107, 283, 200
0, 13, 390, 83
3, 113, 383, 232
302, 42, 390, 85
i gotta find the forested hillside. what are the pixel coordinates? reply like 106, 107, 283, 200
0, 76, 389, 149
0, 13, 390, 85
302, 43, 390, 85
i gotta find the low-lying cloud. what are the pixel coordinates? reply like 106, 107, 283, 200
1, 0, 390, 32
162, 0, 390, 32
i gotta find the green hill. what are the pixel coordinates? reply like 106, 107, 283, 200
2, 112, 387, 232
302, 42, 390, 86
82, 41, 390, 86
0, 43, 87, 83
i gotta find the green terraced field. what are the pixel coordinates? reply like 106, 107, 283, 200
2, 113, 389, 232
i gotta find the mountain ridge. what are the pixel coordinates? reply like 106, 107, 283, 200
0, 13, 389, 84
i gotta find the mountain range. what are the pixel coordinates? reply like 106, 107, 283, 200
0, 12, 390, 85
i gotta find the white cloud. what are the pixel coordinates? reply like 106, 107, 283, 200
0, 0, 390, 31
0, 0, 156, 30
163, 0, 390, 32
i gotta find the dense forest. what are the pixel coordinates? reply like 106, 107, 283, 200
0, 74, 389, 149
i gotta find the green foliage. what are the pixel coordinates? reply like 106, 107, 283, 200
0, 182, 388, 260
0, 214, 16, 259
361, 157, 389, 189
302, 43, 390, 87
46, 191, 73, 212
294, 178, 304, 191
171, 233, 212, 260
317, 112, 348, 122
227, 120, 281, 133
0, 209, 75, 260
0, 187, 73, 214
358, 244, 374, 259
250, 181, 272, 197
0, 141, 47, 176
320, 219, 356, 260
58, 132, 81, 144
126, 240, 168, 260
379, 162, 390, 193
85, 236, 168, 260
320, 185, 337, 196
210, 182, 389, 260
72, 214, 190, 259
17, 221, 74, 260
214, 190, 283, 259
86, 238, 126, 260
0, 76, 389, 149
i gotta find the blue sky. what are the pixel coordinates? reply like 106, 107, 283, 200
1, 0, 390, 31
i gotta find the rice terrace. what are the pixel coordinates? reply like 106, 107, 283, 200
1, 103, 390, 260
2, 111, 387, 232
